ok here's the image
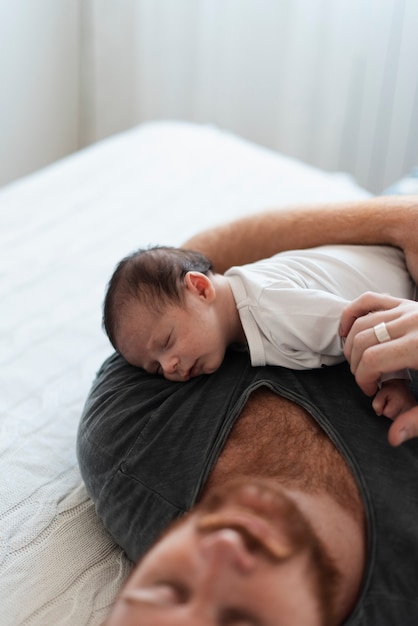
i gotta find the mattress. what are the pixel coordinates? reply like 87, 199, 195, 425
0, 121, 369, 625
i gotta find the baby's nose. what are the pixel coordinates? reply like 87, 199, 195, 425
161, 354, 178, 375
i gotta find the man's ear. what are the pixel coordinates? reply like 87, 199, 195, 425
184, 271, 216, 302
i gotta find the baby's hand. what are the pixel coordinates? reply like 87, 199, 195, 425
373, 380, 416, 420
373, 380, 418, 446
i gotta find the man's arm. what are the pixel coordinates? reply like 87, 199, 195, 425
182, 196, 418, 278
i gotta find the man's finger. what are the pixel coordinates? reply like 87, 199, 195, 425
388, 406, 418, 446
340, 292, 400, 337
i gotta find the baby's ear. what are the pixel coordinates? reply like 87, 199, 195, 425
184, 271, 216, 301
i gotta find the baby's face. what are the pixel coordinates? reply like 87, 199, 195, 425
115, 291, 228, 382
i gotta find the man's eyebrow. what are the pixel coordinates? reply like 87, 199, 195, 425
122, 589, 146, 603
219, 607, 263, 626
121, 588, 159, 606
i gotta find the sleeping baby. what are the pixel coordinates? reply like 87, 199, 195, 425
103, 244, 416, 424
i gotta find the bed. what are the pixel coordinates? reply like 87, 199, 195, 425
0, 121, 370, 625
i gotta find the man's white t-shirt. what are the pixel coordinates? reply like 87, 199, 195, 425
225, 245, 415, 369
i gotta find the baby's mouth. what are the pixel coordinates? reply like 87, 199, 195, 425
189, 360, 200, 378
177, 362, 197, 381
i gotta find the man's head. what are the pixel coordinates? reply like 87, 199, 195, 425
106, 478, 340, 626
103, 246, 233, 381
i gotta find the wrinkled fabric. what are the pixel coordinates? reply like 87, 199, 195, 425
78, 350, 418, 625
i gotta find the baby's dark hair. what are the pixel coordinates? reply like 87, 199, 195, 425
103, 245, 213, 350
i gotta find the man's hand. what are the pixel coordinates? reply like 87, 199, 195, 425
340, 291, 418, 445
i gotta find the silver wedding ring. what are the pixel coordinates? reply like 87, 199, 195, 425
373, 322, 391, 343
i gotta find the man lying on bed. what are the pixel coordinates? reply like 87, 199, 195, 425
78, 196, 418, 626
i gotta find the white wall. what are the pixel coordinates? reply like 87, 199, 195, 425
79, 0, 138, 146
87, 0, 418, 193
0, 0, 81, 187
1, 1, 417, 193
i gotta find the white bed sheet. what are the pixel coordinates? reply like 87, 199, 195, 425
0, 121, 369, 625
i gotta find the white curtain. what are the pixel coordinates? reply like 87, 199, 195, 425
82, 0, 418, 193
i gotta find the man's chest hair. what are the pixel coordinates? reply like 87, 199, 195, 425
201, 386, 363, 523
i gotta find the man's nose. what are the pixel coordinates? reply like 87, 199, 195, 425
199, 528, 256, 576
